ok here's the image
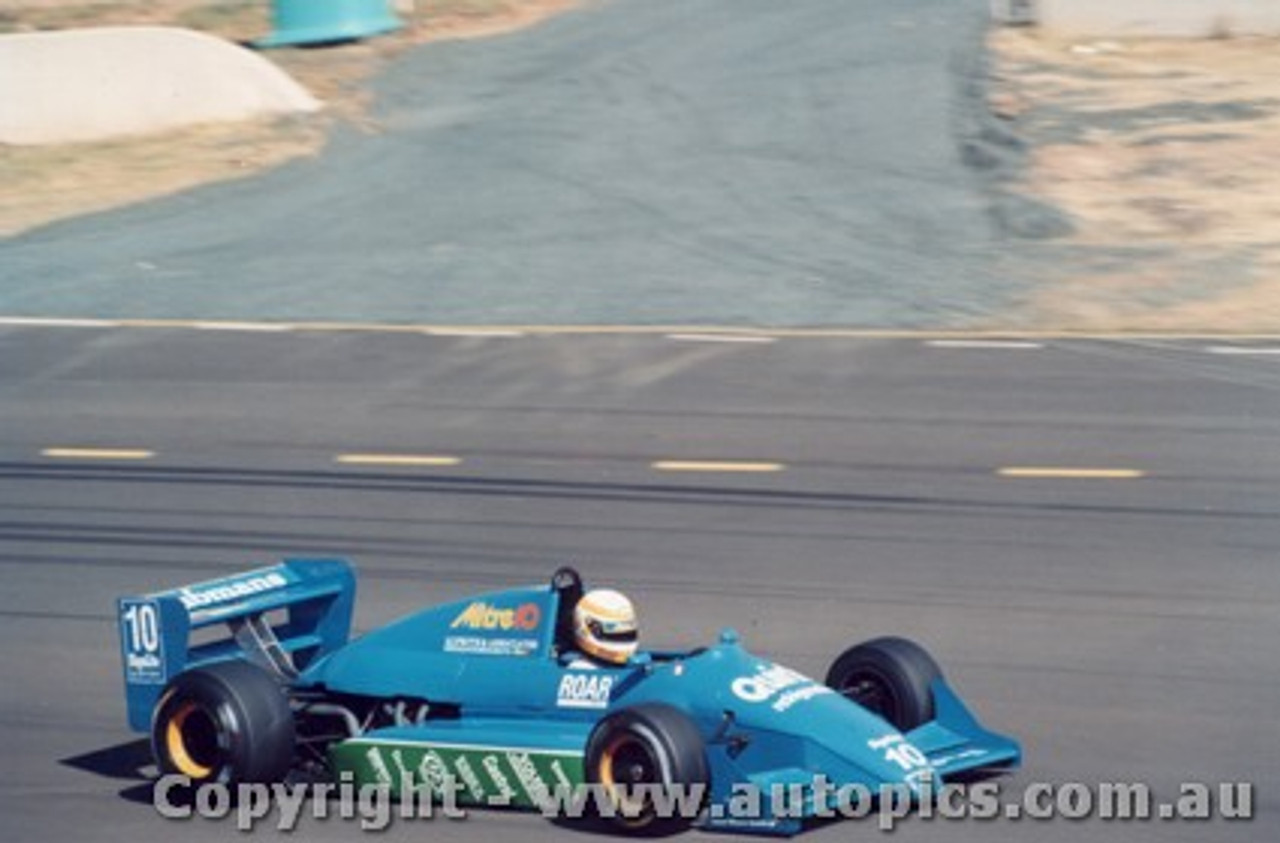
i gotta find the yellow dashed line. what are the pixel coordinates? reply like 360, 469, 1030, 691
335, 454, 462, 467
41, 448, 155, 461
651, 460, 785, 473
997, 467, 1146, 479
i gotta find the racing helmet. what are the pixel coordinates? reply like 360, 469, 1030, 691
573, 589, 638, 664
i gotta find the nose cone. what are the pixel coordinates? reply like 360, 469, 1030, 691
698, 645, 932, 789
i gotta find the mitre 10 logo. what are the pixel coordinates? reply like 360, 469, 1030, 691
450, 601, 542, 631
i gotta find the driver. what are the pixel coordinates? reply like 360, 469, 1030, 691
572, 588, 638, 665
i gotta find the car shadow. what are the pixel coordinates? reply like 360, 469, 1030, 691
60, 738, 155, 805
548, 815, 689, 838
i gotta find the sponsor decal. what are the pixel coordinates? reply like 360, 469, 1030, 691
482, 755, 518, 804
449, 601, 542, 632
928, 747, 987, 769
443, 635, 540, 657
772, 683, 833, 712
709, 816, 787, 831
556, 673, 614, 709
868, 733, 934, 791
507, 752, 552, 807
416, 750, 453, 796
731, 662, 832, 712
328, 741, 586, 807
453, 755, 486, 800
120, 599, 166, 684
127, 652, 162, 672
177, 570, 290, 611
389, 749, 415, 782
365, 747, 394, 785
549, 759, 574, 791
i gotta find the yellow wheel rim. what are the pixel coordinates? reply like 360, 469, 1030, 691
598, 734, 655, 827
598, 734, 625, 789
165, 701, 215, 779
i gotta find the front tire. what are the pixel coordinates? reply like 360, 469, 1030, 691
151, 660, 295, 785
584, 703, 707, 834
825, 636, 942, 731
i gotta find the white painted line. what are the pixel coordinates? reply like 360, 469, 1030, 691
340, 737, 581, 757
335, 454, 463, 467
0, 317, 119, 328
651, 460, 785, 473
423, 328, 527, 338
927, 340, 1044, 349
41, 448, 155, 461
192, 322, 295, 332
1205, 346, 1280, 356
997, 467, 1146, 480
666, 334, 777, 344
2, 315, 1280, 341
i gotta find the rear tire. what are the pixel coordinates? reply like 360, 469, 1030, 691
825, 636, 942, 731
151, 660, 295, 785
584, 703, 707, 835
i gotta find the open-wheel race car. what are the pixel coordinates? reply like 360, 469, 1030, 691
117, 560, 1020, 835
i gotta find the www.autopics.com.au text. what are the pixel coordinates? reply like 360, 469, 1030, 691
153, 773, 1254, 832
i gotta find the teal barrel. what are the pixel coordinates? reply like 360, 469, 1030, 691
257, 0, 403, 48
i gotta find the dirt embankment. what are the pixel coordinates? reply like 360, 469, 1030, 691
0, 0, 579, 237
989, 29, 1280, 331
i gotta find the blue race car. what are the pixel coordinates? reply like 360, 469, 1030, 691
117, 560, 1020, 835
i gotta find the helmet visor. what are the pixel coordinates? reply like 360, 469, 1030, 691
588, 619, 637, 643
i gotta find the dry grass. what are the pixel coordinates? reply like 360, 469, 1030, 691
0, 0, 579, 236
990, 29, 1280, 331
0, 117, 323, 236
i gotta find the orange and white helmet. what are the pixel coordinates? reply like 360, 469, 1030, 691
573, 589, 638, 664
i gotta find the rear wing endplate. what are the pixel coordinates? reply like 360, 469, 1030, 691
117, 558, 355, 732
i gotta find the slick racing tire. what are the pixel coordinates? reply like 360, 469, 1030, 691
825, 636, 942, 732
584, 703, 708, 835
151, 660, 295, 785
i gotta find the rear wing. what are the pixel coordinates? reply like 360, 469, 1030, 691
117, 559, 356, 732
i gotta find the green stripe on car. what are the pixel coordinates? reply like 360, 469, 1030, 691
329, 739, 586, 807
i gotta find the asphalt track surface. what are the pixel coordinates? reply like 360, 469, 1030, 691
0, 0, 1032, 326
1, 326, 1277, 842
